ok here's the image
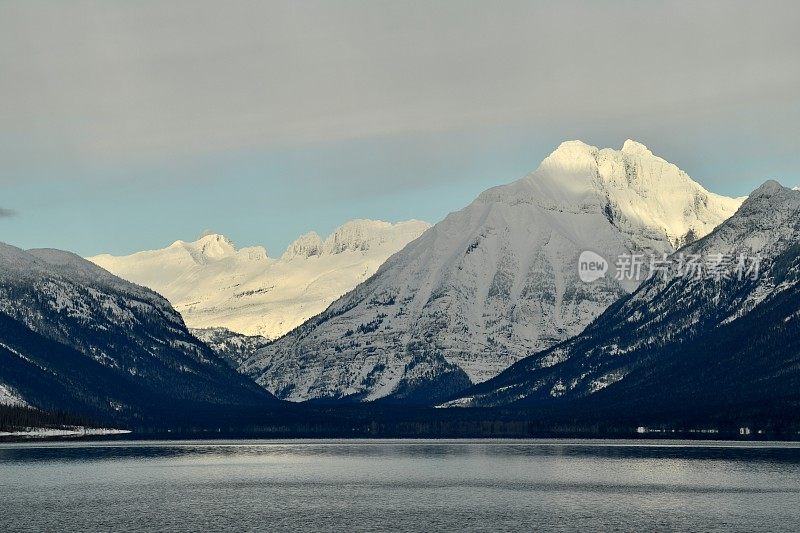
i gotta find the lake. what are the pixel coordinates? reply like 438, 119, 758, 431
1, 439, 799, 532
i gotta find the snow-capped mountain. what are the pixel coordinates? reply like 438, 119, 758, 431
243, 140, 743, 402
446, 181, 800, 410
0, 243, 275, 421
89, 219, 430, 339
190, 327, 270, 368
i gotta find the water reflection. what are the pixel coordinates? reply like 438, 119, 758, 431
2, 438, 799, 463
1, 439, 799, 532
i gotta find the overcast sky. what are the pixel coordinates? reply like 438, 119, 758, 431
2, 0, 798, 256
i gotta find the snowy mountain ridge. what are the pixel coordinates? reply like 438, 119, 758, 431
89, 219, 430, 339
479, 139, 744, 249
444, 181, 800, 409
243, 140, 743, 403
169, 233, 269, 264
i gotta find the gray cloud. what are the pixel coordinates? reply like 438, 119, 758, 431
0, 208, 17, 218
1, 0, 799, 181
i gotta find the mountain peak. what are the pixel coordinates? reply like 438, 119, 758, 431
547, 140, 598, 159
195, 232, 233, 245
324, 219, 399, 255
282, 220, 424, 260
542, 139, 656, 172
751, 179, 789, 197
621, 139, 652, 156
537, 140, 599, 177
282, 231, 324, 260
192, 233, 237, 260
486, 140, 744, 253
554, 139, 597, 151
163, 233, 239, 262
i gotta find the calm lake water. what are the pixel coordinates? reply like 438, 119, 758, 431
1, 439, 799, 532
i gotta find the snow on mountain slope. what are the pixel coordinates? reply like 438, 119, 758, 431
244, 140, 743, 402
0, 243, 275, 419
446, 181, 800, 409
89, 220, 430, 339
190, 327, 270, 368
0, 383, 27, 407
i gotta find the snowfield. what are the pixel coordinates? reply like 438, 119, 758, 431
90, 219, 430, 339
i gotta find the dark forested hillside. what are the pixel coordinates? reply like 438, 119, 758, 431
0, 244, 276, 426
0, 404, 92, 432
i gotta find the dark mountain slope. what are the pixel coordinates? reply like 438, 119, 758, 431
0, 244, 276, 424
